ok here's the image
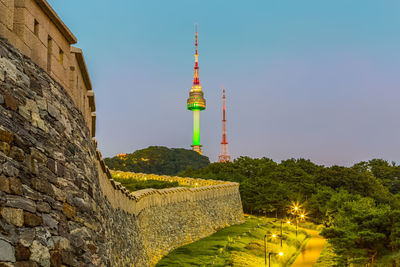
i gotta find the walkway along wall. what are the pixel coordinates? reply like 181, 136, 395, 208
0, 35, 244, 266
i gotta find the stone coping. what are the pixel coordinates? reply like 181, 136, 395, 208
111, 170, 232, 187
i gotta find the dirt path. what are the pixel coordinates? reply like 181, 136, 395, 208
291, 229, 325, 267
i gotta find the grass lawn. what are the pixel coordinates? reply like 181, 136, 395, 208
156, 215, 310, 267
112, 176, 181, 191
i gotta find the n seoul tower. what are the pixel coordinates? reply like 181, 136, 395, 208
187, 26, 206, 154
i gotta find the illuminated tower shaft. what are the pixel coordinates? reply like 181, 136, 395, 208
219, 87, 231, 162
187, 26, 206, 154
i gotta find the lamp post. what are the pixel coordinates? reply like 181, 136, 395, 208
280, 220, 283, 248
264, 235, 267, 266
264, 234, 277, 266
268, 252, 284, 267
292, 205, 299, 238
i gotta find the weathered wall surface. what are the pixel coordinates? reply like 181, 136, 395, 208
0, 37, 243, 266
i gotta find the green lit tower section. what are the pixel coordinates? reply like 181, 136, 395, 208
187, 26, 206, 154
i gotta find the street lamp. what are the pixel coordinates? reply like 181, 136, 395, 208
280, 220, 284, 247
264, 234, 277, 265
290, 202, 303, 238
268, 252, 284, 267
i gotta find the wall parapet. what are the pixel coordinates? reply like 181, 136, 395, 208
111, 170, 231, 187
95, 152, 242, 217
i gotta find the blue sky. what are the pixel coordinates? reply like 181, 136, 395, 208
48, 0, 400, 165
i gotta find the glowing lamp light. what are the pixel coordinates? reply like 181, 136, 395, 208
271, 234, 276, 238
286, 221, 291, 224
301, 214, 305, 218
278, 252, 284, 256
294, 206, 298, 211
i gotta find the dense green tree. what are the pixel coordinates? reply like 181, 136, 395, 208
321, 197, 396, 265
179, 157, 400, 263
104, 146, 210, 175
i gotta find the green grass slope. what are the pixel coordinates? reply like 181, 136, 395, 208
157, 215, 310, 267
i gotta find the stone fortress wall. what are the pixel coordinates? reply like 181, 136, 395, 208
0, 1, 244, 266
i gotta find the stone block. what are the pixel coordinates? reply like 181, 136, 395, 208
6, 195, 36, 213
4, 95, 17, 111
42, 214, 58, 231
19, 228, 35, 247
51, 185, 66, 202
52, 236, 70, 251
36, 201, 50, 213
22, 184, 40, 201
62, 203, 75, 219
0, 141, 10, 155
24, 211, 42, 227
49, 250, 61, 267
18, 105, 31, 121
61, 251, 74, 266
9, 146, 25, 162
3, 161, 19, 177
0, 57, 18, 83
1, 207, 24, 226
30, 148, 46, 164
25, 99, 38, 114
0, 239, 15, 262
56, 161, 64, 177
15, 243, 31, 261
47, 103, 60, 120
31, 178, 53, 196
46, 158, 56, 174
9, 177, 23, 195
29, 240, 50, 267
0, 175, 10, 193
0, 127, 14, 144
35, 97, 47, 111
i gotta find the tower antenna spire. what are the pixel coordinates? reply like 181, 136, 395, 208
219, 86, 231, 162
187, 25, 206, 154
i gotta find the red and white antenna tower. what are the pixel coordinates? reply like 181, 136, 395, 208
218, 86, 231, 162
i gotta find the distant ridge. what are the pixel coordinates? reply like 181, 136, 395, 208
104, 146, 210, 175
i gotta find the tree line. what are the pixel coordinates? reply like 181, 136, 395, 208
104, 146, 210, 175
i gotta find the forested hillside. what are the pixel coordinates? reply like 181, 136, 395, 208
104, 146, 210, 175
179, 157, 400, 265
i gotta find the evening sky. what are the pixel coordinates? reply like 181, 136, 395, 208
48, 0, 400, 166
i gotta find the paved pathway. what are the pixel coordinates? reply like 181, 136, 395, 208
291, 229, 325, 267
